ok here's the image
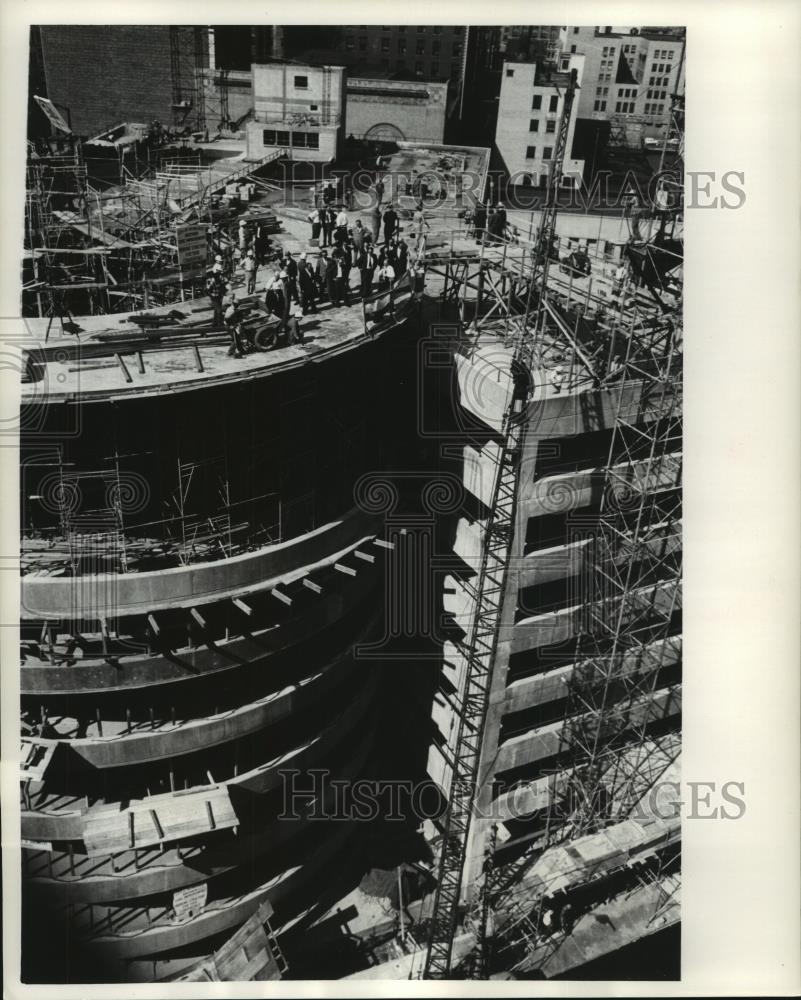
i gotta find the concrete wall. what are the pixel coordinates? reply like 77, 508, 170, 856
252, 62, 345, 125
345, 78, 448, 143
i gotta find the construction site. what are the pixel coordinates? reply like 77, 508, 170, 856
18, 25, 683, 984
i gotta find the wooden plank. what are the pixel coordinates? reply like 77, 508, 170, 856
334, 563, 357, 577
373, 538, 395, 550
270, 588, 292, 606
354, 549, 375, 564
232, 597, 252, 616
189, 607, 206, 628
302, 578, 322, 595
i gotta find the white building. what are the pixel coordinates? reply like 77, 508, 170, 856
245, 62, 346, 162
558, 26, 685, 131
495, 55, 585, 189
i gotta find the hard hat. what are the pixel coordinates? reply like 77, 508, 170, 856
280, 270, 288, 278
215, 254, 223, 262
247, 249, 254, 256
299, 252, 307, 259
212, 263, 222, 272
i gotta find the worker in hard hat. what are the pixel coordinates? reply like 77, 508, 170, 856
223, 291, 245, 358
243, 249, 257, 295
205, 263, 226, 329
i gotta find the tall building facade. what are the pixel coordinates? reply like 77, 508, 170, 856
332, 26, 467, 84
559, 26, 685, 125
494, 56, 586, 188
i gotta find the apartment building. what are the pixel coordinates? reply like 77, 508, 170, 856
333, 25, 467, 83
558, 26, 685, 127
494, 55, 585, 188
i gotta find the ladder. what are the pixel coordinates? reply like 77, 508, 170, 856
422, 392, 528, 978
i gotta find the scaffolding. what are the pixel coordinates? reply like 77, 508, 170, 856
420, 69, 580, 981
169, 26, 207, 132
416, 63, 683, 978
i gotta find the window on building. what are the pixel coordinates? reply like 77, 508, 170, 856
656, 103, 664, 114
593, 99, 607, 112
549, 94, 558, 112
570, 44, 576, 53
434, 25, 442, 34
345, 36, 354, 51
276, 130, 289, 145
398, 25, 406, 32
306, 132, 319, 149
381, 38, 390, 52
546, 119, 555, 133
432, 40, 440, 55
294, 75, 308, 89
417, 25, 425, 32
529, 119, 539, 131
543, 146, 553, 159
416, 39, 425, 55
450, 62, 460, 78
526, 145, 537, 159
380, 58, 390, 70
359, 36, 367, 51
615, 101, 621, 112
415, 60, 423, 74
310, 104, 318, 111
506, 68, 515, 77
453, 41, 463, 56
398, 40, 406, 54
668, 50, 674, 59
560, 57, 569, 70
573, 26, 579, 33
532, 94, 542, 110
431, 62, 439, 76
263, 129, 277, 145
602, 46, 609, 56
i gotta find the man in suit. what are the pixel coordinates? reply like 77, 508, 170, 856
298, 256, 317, 314
321, 207, 335, 247
315, 250, 329, 300
358, 245, 378, 299
371, 204, 382, 244
382, 204, 398, 245
325, 254, 340, 306
333, 251, 349, 306
396, 238, 409, 277
352, 219, 366, 255
282, 252, 299, 303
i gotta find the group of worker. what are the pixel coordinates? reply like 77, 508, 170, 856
470, 202, 510, 244
308, 202, 409, 249
264, 234, 411, 315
